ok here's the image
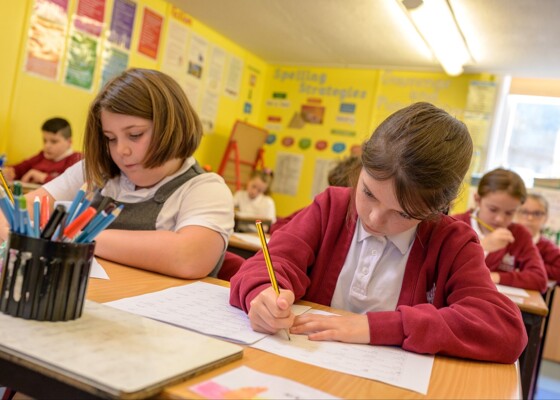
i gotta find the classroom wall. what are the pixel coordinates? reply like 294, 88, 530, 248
1, 0, 496, 217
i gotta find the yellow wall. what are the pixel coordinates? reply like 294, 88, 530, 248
2, 0, 493, 217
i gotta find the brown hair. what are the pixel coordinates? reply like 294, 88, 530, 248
477, 168, 527, 203
83, 68, 203, 187
361, 102, 472, 220
42, 117, 72, 139
527, 192, 549, 214
328, 156, 362, 187
248, 168, 274, 196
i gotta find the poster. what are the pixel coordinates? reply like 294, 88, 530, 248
64, 30, 98, 90
161, 18, 190, 86
224, 56, 243, 98
138, 7, 163, 59
100, 44, 129, 89
74, 0, 106, 37
187, 34, 207, 79
24, 0, 69, 80
108, 0, 136, 50
272, 152, 304, 196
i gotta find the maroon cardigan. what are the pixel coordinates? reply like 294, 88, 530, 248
12, 151, 82, 183
231, 187, 527, 363
453, 211, 547, 292
537, 236, 560, 282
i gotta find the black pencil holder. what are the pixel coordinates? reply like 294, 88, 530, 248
0, 232, 95, 322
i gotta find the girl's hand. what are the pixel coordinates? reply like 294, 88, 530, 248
248, 286, 295, 334
480, 227, 515, 253
291, 313, 370, 344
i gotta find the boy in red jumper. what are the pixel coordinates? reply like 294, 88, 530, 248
1, 117, 81, 184
230, 102, 527, 364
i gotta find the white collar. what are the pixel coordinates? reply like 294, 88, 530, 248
357, 220, 417, 255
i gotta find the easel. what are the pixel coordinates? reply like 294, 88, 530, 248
218, 121, 268, 191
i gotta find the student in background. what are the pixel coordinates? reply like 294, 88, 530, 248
233, 169, 276, 232
1, 117, 81, 184
515, 192, 560, 282
269, 155, 361, 234
230, 102, 527, 363
0, 68, 234, 279
453, 168, 547, 292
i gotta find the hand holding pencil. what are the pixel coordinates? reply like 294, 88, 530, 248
250, 220, 293, 340
475, 216, 515, 252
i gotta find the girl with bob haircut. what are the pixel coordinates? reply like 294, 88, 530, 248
453, 168, 547, 292
230, 102, 527, 363
0, 68, 234, 279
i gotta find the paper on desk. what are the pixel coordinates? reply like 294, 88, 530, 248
251, 310, 434, 395
189, 366, 338, 399
495, 284, 529, 298
105, 282, 310, 344
89, 257, 109, 279
232, 233, 262, 247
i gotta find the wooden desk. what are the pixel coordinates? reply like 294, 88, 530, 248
507, 288, 549, 400
228, 233, 262, 258
2, 260, 522, 399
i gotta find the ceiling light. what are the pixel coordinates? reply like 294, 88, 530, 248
398, 0, 472, 76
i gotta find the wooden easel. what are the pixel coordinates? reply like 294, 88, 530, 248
218, 121, 268, 191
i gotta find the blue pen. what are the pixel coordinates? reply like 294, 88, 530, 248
13, 195, 21, 234
0, 187, 14, 229
65, 183, 87, 224
74, 210, 108, 243
79, 206, 122, 243
33, 196, 40, 238
19, 197, 34, 237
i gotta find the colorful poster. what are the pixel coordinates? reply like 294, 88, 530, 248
24, 0, 69, 80
74, 0, 106, 37
108, 0, 136, 50
138, 7, 163, 59
64, 31, 98, 90
301, 104, 325, 124
100, 44, 129, 89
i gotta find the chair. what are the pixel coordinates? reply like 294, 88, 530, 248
218, 251, 245, 281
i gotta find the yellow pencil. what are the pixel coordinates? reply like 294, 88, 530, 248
255, 220, 291, 341
0, 170, 14, 204
475, 216, 495, 232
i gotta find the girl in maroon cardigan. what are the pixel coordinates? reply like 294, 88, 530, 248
515, 193, 560, 282
230, 102, 527, 363
453, 169, 547, 292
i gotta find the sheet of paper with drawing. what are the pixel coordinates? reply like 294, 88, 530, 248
251, 310, 434, 395
105, 281, 311, 344
0, 301, 242, 399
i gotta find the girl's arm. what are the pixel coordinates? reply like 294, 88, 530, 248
93, 225, 225, 279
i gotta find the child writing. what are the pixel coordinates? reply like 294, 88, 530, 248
230, 102, 527, 363
515, 192, 560, 282
1, 117, 81, 184
233, 169, 276, 232
0, 68, 234, 279
453, 168, 547, 292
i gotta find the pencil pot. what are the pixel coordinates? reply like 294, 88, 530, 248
0, 232, 95, 322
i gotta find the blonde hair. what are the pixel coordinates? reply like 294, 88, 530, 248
83, 68, 202, 187
248, 169, 274, 196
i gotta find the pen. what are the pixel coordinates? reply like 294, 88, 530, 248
40, 195, 49, 229
33, 196, 40, 238
255, 220, 291, 341
0, 187, 14, 228
40, 205, 66, 240
475, 216, 495, 232
61, 207, 96, 242
65, 183, 87, 224
78, 205, 123, 243
0, 170, 14, 204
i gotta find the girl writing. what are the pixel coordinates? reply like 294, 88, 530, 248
515, 192, 560, 282
453, 168, 547, 292
233, 169, 276, 232
0, 68, 234, 279
230, 102, 527, 363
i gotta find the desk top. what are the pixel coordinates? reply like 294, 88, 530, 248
513, 288, 549, 317
87, 259, 521, 399
228, 233, 263, 252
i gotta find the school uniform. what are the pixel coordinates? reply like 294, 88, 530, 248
453, 211, 548, 292
230, 187, 527, 363
233, 190, 276, 232
10, 150, 82, 183
535, 235, 560, 282
43, 158, 234, 274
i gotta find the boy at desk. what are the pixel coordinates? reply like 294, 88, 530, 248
1, 117, 81, 184
0, 69, 234, 279
230, 102, 527, 363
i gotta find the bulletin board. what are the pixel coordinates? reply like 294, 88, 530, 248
218, 120, 269, 192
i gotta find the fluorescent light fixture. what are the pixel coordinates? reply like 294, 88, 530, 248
398, 0, 472, 76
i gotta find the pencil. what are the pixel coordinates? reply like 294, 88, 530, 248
475, 216, 495, 232
0, 169, 14, 204
255, 220, 291, 341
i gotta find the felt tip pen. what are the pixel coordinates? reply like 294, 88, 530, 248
33, 196, 40, 238
79, 205, 122, 243
40, 205, 67, 240
61, 207, 96, 242
65, 183, 87, 224
0, 187, 14, 228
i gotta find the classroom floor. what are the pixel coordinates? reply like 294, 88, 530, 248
536, 360, 560, 399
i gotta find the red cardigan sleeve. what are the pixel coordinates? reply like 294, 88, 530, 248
538, 237, 560, 282
11, 152, 44, 180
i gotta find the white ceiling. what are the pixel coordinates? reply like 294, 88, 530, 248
168, 0, 560, 78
